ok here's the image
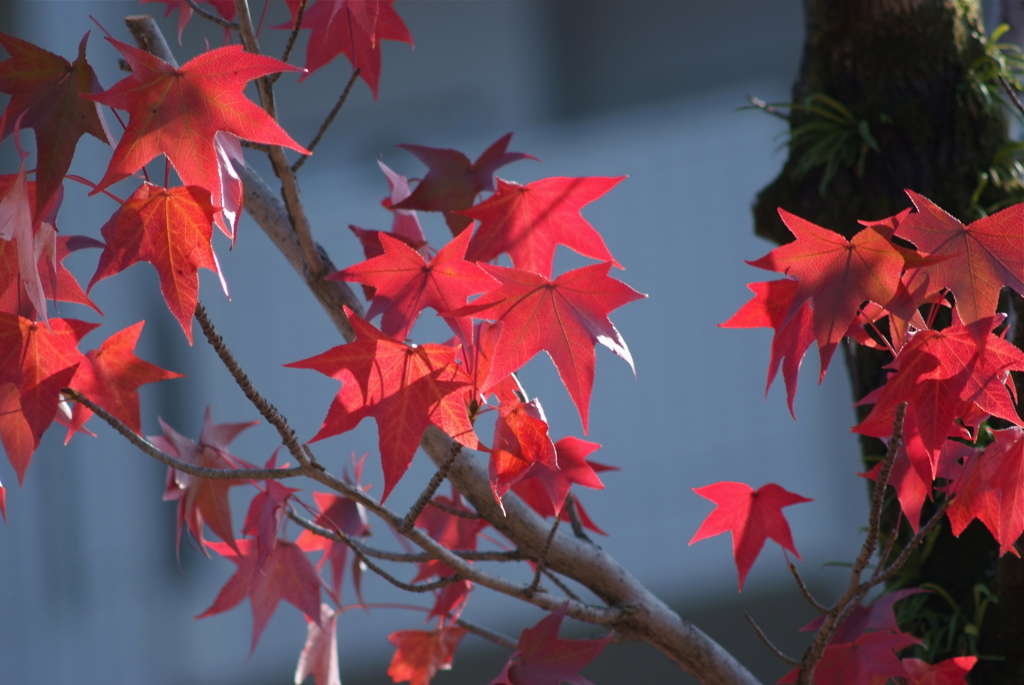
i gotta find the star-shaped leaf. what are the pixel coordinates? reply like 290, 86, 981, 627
198, 538, 322, 653
488, 603, 612, 685
461, 176, 623, 279
330, 228, 498, 341
689, 481, 812, 591
154, 408, 258, 556
387, 626, 468, 685
286, 311, 480, 501
457, 262, 645, 433
395, 133, 537, 234
747, 209, 914, 377
0, 32, 109, 220
88, 183, 223, 343
85, 39, 308, 218
897, 191, 1024, 324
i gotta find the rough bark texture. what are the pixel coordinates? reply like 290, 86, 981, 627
753, 1, 1024, 682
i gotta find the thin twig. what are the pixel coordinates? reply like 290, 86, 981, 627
999, 75, 1024, 118
543, 569, 581, 602
239, 140, 272, 153
788, 562, 828, 613
358, 554, 463, 593
870, 519, 902, 583
527, 516, 561, 596
194, 302, 317, 470
744, 612, 800, 666
745, 95, 790, 120
796, 404, 906, 685
234, 0, 325, 278
401, 442, 462, 532
273, 0, 309, 79
292, 68, 361, 173
870, 500, 950, 586
287, 509, 525, 564
186, 0, 240, 30
63, 388, 305, 481
427, 498, 481, 519
454, 618, 517, 651
564, 493, 591, 542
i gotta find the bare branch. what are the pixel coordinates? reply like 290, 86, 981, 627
527, 515, 561, 596
274, 0, 308, 75
194, 302, 318, 470
454, 618, 518, 651
788, 562, 828, 613
427, 498, 481, 519
292, 68, 362, 173
62, 389, 305, 481
401, 442, 462, 532
744, 612, 800, 666
185, 0, 240, 30
234, 0, 325, 279
124, 15, 178, 66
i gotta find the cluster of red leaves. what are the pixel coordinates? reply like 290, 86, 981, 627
0, 6, 638, 682
704, 193, 1022, 682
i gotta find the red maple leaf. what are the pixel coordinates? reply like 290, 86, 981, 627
154, 408, 258, 555
140, 1, 237, 43
67, 321, 183, 436
88, 183, 223, 342
85, 39, 308, 225
0, 314, 95, 482
0, 163, 58, 323
0, 32, 109, 220
897, 191, 1024, 325
280, 0, 413, 98
296, 489, 371, 599
243, 457, 301, 568
387, 626, 468, 685
295, 604, 340, 685
488, 398, 558, 504
460, 176, 624, 280
511, 436, 610, 519
330, 228, 498, 341
947, 426, 1024, 556
412, 486, 487, 583
902, 656, 977, 685
689, 481, 812, 591
747, 209, 915, 377
458, 262, 645, 433
395, 133, 537, 234
779, 630, 921, 684
488, 603, 613, 685
198, 538, 322, 652
286, 311, 481, 501
0, 231, 103, 319
721, 279, 815, 417
854, 318, 1024, 480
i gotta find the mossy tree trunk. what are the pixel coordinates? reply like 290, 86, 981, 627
752, 1, 1024, 682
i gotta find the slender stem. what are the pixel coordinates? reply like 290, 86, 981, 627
400, 442, 462, 532
186, 0, 240, 30
564, 493, 591, 541
788, 561, 828, 613
455, 618, 517, 651
527, 515, 561, 595
542, 568, 581, 602
276, 0, 308, 72
234, 0, 325, 278
194, 302, 317, 470
744, 612, 799, 666
427, 498, 481, 520
999, 75, 1024, 118
292, 68, 361, 173
63, 389, 305, 481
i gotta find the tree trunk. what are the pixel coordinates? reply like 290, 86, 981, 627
752, 1, 1024, 682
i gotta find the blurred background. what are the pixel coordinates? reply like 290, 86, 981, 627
0, 2, 1015, 684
